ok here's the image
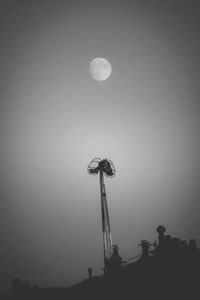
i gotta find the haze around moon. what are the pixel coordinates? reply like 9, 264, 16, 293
89, 57, 112, 81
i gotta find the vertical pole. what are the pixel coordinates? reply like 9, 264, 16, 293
99, 170, 106, 267
99, 170, 113, 272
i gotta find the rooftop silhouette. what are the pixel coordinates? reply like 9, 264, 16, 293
5, 225, 200, 300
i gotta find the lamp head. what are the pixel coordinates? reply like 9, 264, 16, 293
88, 158, 115, 177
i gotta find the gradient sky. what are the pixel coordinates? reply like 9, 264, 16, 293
1, 0, 200, 293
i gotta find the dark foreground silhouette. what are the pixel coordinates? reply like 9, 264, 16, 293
3, 226, 200, 300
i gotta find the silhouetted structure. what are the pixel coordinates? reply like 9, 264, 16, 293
5, 160, 200, 299
107, 245, 123, 274
88, 267, 93, 279
10, 278, 21, 295
88, 158, 116, 273
139, 240, 150, 258
157, 225, 166, 246
10, 278, 32, 297
7, 225, 199, 300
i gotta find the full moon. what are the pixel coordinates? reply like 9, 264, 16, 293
89, 57, 112, 81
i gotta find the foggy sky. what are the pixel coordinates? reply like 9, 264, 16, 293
1, 0, 200, 293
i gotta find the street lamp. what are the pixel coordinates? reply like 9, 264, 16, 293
88, 158, 115, 272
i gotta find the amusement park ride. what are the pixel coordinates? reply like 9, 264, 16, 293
87, 158, 116, 272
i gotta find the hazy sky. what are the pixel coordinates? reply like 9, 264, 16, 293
1, 0, 200, 293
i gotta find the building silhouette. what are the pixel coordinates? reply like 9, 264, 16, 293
7, 225, 200, 300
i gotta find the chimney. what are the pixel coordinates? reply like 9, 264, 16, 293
157, 225, 166, 246
88, 268, 93, 279
180, 240, 187, 247
112, 245, 119, 255
189, 239, 197, 249
164, 235, 171, 244
140, 240, 150, 257
171, 238, 180, 245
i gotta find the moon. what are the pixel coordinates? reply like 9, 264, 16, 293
89, 57, 112, 81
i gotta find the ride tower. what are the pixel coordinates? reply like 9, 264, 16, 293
88, 158, 116, 272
